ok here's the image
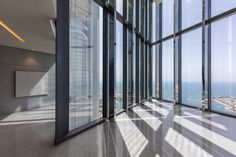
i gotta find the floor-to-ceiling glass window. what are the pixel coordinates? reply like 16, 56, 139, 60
211, 0, 236, 17
148, 0, 236, 117
181, 0, 202, 30
162, 0, 174, 37
211, 14, 236, 116
57, 0, 153, 143
162, 39, 174, 101
69, 0, 103, 130
181, 28, 202, 107
115, 21, 124, 113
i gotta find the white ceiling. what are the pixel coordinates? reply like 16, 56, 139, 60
0, 0, 56, 54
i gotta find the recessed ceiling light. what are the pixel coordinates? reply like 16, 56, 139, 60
0, 20, 26, 43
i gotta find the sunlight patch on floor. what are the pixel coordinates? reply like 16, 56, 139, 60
183, 111, 228, 131
0, 105, 55, 125
165, 127, 213, 157
174, 115, 236, 156
116, 113, 148, 157
133, 106, 162, 131
144, 102, 170, 117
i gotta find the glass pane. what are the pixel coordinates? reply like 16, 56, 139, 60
181, 28, 202, 107
133, 0, 137, 28
140, 41, 145, 100
143, 43, 146, 99
108, 15, 115, 116
152, 3, 161, 42
162, 0, 174, 37
156, 44, 160, 98
212, 0, 236, 17
211, 15, 236, 116
152, 2, 157, 42
69, 0, 103, 130
116, 0, 123, 15
162, 39, 174, 101
128, 0, 133, 23
133, 34, 137, 104
115, 21, 123, 113
135, 37, 140, 103
147, 0, 150, 40
128, 31, 133, 107
138, 1, 142, 32
151, 46, 157, 97
141, 0, 145, 33
138, 39, 142, 102
147, 46, 151, 98
182, 0, 202, 29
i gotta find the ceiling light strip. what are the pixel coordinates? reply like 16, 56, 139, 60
0, 20, 26, 43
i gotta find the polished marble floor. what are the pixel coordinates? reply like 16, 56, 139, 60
1, 99, 236, 157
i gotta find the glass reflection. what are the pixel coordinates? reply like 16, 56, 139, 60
128, 31, 133, 107
69, 0, 103, 130
128, 0, 133, 23
133, 35, 136, 105
140, 41, 145, 100
151, 46, 157, 97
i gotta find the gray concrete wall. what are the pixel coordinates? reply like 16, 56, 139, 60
0, 45, 55, 114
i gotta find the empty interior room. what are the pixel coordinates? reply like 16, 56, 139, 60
0, 0, 236, 157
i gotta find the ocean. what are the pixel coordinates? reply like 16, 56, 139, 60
162, 81, 236, 116
70, 81, 236, 116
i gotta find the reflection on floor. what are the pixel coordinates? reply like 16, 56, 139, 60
0, 105, 55, 157
1, 100, 236, 157
0, 105, 55, 125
